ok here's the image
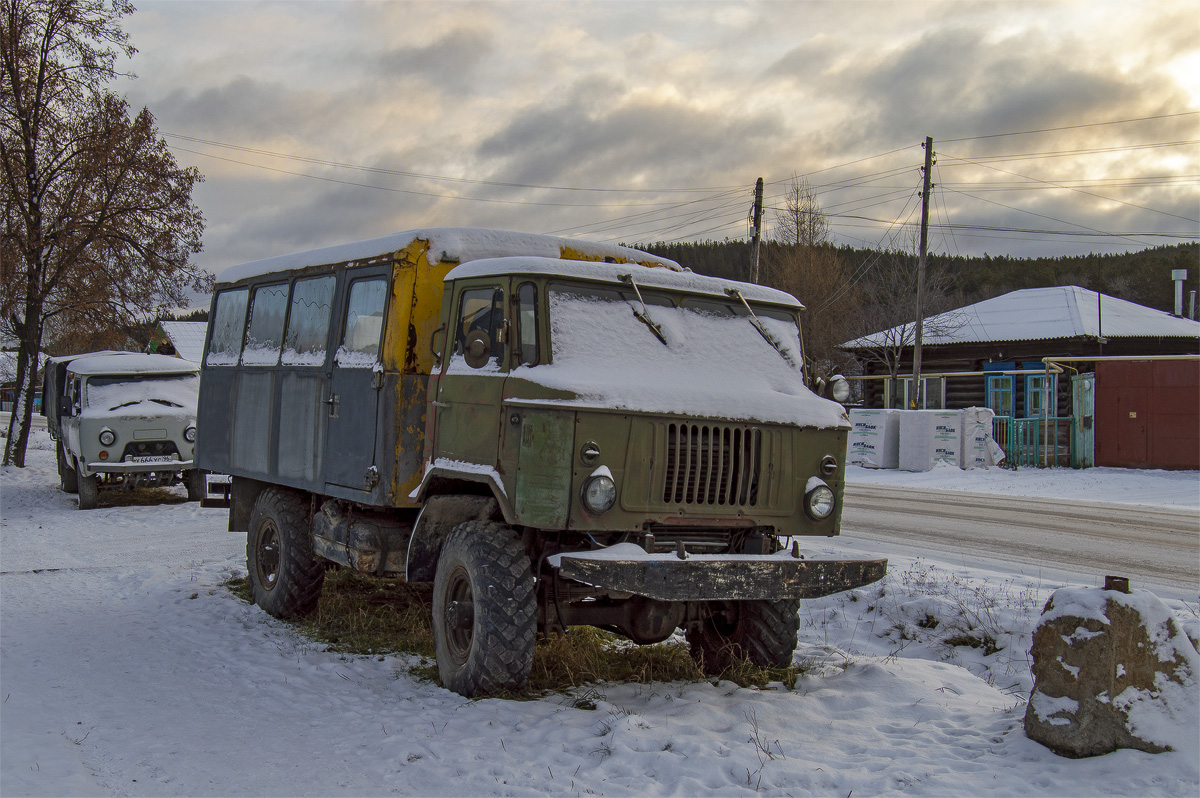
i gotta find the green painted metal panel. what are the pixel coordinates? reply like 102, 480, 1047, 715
515, 409, 574, 528
1072, 373, 1095, 468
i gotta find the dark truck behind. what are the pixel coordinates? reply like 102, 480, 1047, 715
197, 228, 885, 696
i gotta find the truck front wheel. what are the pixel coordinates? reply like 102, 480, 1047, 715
247, 488, 324, 618
432, 521, 536, 697
186, 469, 206, 502
77, 462, 98, 510
687, 599, 801, 674
58, 443, 78, 493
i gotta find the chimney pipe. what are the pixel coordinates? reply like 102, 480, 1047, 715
1171, 269, 1187, 316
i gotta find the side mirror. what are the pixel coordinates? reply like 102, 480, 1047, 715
429, 324, 446, 369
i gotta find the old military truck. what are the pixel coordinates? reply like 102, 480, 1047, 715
197, 228, 885, 697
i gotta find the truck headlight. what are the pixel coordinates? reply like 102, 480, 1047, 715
805, 485, 835, 520
99, 428, 115, 447
184, 425, 197, 443
581, 474, 617, 514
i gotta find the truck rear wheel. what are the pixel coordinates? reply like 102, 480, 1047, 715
58, 443, 78, 493
247, 488, 324, 618
432, 520, 535, 697
687, 599, 801, 674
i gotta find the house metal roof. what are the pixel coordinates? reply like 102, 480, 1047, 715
841, 286, 1200, 349
159, 321, 208, 365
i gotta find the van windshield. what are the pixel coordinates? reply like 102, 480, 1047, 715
85, 373, 200, 412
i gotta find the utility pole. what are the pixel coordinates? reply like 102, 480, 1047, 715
911, 137, 933, 408
749, 177, 764, 283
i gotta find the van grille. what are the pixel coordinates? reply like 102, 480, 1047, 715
662, 424, 762, 506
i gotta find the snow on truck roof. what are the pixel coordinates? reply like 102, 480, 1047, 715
446, 256, 802, 308
217, 227, 680, 285
64, 353, 200, 377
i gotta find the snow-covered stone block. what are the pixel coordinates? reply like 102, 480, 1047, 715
1025, 584, 1200, 758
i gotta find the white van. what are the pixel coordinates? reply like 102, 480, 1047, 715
43, 352, 203, 509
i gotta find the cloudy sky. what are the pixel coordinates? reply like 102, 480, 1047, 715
111, 0, 1199, 278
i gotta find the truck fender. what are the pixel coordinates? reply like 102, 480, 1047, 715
405, 494, 499, 583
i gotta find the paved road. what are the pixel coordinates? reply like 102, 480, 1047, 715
840, 483, 1200, 602
0, 410, 47, 430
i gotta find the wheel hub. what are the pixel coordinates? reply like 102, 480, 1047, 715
255, 520, 280, 590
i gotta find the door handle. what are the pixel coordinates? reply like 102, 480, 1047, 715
325, 393, 340, 418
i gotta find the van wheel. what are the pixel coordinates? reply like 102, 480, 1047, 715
58, 443, 78, 493
77, 466, 99, 510
432, 521, 535, 697
686, 599, 800, 674
247, 488, 324, 618
186, 469, 206, 502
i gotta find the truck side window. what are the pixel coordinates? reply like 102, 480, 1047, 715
282, 274, 335, 366
454, 287, 504, 368
243, 283, 288, 366
516, 282, 538, 366
336, 278, 388, 366
206, 288, 249, 366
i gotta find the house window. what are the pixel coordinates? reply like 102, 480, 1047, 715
897, 376, 944, 409
986, 375, 1013, 417
1024, 373, 1058, 418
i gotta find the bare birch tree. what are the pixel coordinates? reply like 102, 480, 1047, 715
762, 174, 861, 377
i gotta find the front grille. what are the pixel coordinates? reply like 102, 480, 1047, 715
644, 526, 732, 553
662, 423, 762, 506
119, 440, 181, 460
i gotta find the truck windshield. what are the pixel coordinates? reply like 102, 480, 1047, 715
85, 373, 200, 412
546, 284, 804, 368
527, 283, 829, 424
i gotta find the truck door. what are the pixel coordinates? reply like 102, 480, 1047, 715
431, 282, 507, 468
324, 271, 390, 491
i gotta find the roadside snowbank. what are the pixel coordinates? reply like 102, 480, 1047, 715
847, 461, 1200, 509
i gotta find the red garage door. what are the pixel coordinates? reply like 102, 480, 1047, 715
1095, 360, 1199, 470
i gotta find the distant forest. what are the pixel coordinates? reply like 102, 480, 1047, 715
638, 241, 1199, 317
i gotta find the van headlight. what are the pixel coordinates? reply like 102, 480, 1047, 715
184, 425, 197, 443
98, 428, 115, 447
805, 484, 835, 520
581, 474, 617, 514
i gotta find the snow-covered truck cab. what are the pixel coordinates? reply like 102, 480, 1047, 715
42, 352, 203, 509
197, 228, 885, 697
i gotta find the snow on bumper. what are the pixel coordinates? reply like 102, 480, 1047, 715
552, 544, 887, 602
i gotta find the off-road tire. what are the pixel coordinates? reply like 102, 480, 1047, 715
247, 487, 324, 618
432, 520, 536, 697
77, 462, 99, 510
687, 599, 800, 674
186, 469, 206, 502
58, 442, 78, 493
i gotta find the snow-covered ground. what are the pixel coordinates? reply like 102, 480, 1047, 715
2, 430, 1198, 796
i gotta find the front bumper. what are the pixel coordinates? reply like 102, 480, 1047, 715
554, 544, 886, 601
86, 458, 193, 474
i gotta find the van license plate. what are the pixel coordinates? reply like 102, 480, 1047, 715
127, 455, 175, 463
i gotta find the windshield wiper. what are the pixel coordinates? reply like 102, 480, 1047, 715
619, 273, 668, 345
724, 288, 796, 366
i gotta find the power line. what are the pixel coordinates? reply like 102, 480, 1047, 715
167, 133, 741, 194
939, 111, 1200, 143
